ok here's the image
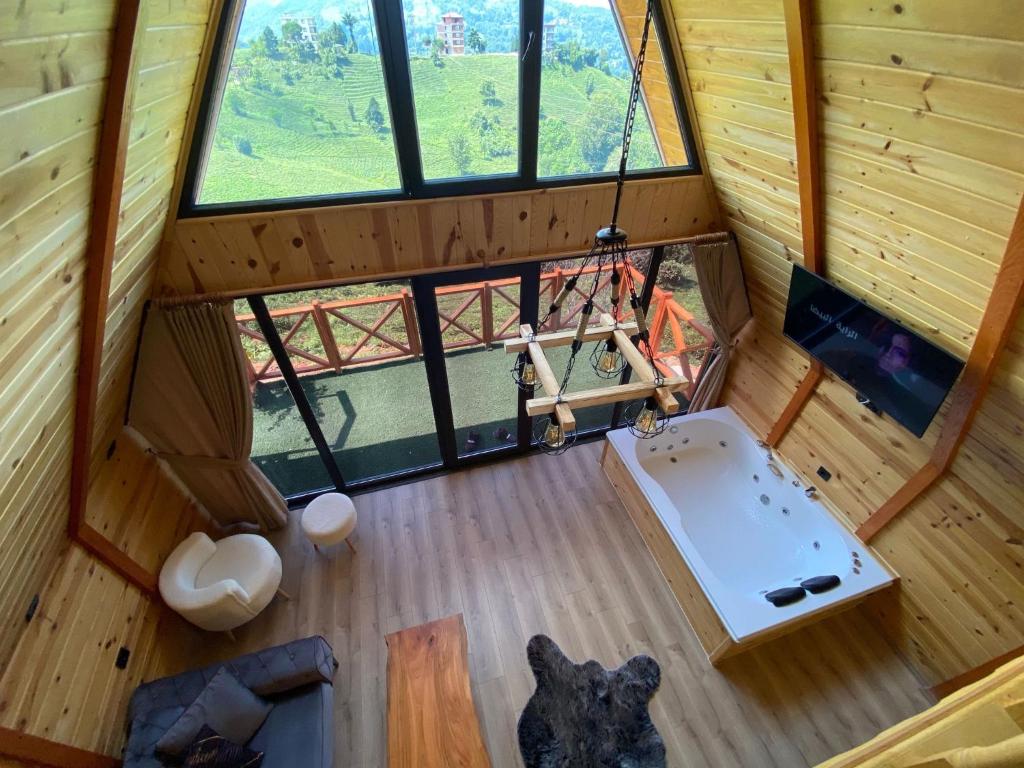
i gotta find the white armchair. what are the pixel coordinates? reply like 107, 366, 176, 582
159, 532, 284, 633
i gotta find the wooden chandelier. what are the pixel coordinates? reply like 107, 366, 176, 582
504, 312, 688, 433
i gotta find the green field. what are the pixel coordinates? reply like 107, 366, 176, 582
199, 49, 662, 203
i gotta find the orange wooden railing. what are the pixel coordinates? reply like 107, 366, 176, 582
237, 263, 716, 395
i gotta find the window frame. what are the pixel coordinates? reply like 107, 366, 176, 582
179, 0, 702, 217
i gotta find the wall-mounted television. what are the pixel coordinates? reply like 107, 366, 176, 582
782, 265, 965, 438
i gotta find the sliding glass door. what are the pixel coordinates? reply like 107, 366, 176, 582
239, 247, 682, 502
411, 263, 540, 467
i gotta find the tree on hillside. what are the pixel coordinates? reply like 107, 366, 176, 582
281, 19, 302, 44
430, 37, 445, 66
252, 26, 280, 59
227, 91, 246, 116
448, 135, 471, 175
585, 74, 596, 100
581, 91, 625, 171
364, 97, 386, 134
348, 102, 358, 123
342, 13, 358, 52
467, 28, 486, 53
480, 80, 501, 107
318, 21, 346, 51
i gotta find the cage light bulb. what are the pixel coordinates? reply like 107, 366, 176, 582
521, 362, 538, 386
542, 419, 566, 449
596, 341, 621, 374
634, 400, 660, 436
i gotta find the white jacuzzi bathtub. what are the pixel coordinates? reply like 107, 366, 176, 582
604, 406, 895, 648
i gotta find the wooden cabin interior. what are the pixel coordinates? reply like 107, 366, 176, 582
1, 0, 1022, 766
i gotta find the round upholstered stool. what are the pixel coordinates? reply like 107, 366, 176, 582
301, 492, 357, 554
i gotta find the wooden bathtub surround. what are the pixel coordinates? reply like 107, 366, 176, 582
386, 614, 491, 768
600, 438, 895, 665
857, 198, 1024, 543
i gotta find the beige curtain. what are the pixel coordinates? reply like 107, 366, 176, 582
129, 300, 287, 530
687, 237, 753, 412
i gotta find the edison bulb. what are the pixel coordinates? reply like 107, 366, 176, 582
542, 420, 565, 449
597, 348, 620, 374
634, 402, 660, 435
521, 362, 538, 387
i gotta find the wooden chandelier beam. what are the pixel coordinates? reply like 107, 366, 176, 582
517, 324, 576, 430
504, 321, 638, 353
766, 0, 825, 448
602, 313, 678, 414
526, 378, 688, 417
857, 199, 1024, 543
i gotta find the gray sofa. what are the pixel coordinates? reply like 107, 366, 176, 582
124, 635, 337, 767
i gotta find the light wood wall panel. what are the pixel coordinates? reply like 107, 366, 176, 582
155, 175, 718, 297
669, 0, 1024, 687
0, 426, 212, 759
0, 0, 119, 674
94, 0, 214, 454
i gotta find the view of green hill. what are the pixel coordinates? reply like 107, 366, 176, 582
198, 5, 665, 203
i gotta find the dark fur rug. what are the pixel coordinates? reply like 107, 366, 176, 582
517, 635, 666, 768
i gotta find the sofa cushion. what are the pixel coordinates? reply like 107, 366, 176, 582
130, 636, 336, 722
183, 725, 264, 768
247, 682, 333, 768
156, 668, 271, 757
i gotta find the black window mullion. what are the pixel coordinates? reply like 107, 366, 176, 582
519, 0, 543, 186
517, 263, 541, 449
248, 296, 347, 493
372, 0, 424, 194
410, 278, 459, 466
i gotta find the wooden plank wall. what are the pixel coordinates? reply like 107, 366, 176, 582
0, 0, 215, 760
616, 0, 691, 167
94, 0, 213, 455
668, 0, 1024, 687
0, 428, 212, 759
0, 1, 120, 674
155, 175, 719, 296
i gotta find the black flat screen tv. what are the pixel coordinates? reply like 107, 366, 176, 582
782, 265, 964, 438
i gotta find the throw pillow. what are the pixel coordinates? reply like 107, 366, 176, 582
184, 725, 264, 768
156, 667, 272, 756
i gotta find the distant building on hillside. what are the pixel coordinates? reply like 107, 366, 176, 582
543, 20, 557, 53
281, 14, 319, 49
436, 12, 465, 55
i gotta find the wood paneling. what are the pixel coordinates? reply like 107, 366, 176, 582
669, 0, 1024, 687
156, 175, 718, 297
0, 0, 119, 677
0, 426, 211, 759
168, 442, 930, 767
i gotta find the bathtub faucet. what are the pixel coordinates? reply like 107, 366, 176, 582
755, 439, 773, 462
804, 485, 818, 498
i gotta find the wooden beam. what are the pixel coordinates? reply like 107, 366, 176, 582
526, 378, 688, 416
602, 313, 679, 414
766, 361, 822, 447
765, 0, 824, 447
0, 726, 120, 768
68, 0, 157, 594
857, 200, 1024, 542
520, 325, 576, 431
782, 0, 822, 272
503, 322, 638, 353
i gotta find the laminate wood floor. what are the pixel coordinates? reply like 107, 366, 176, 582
176, 441, 931, 767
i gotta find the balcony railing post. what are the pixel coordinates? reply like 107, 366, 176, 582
400, 289, 421, 357
481, 282, 493, 348
552, 268, 563, 330
311, 300, 343, 373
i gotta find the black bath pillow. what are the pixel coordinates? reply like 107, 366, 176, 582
765, 586, 805, 607
801, 575, 841, 594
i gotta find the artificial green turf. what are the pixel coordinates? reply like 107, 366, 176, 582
250, 344, 619, 496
